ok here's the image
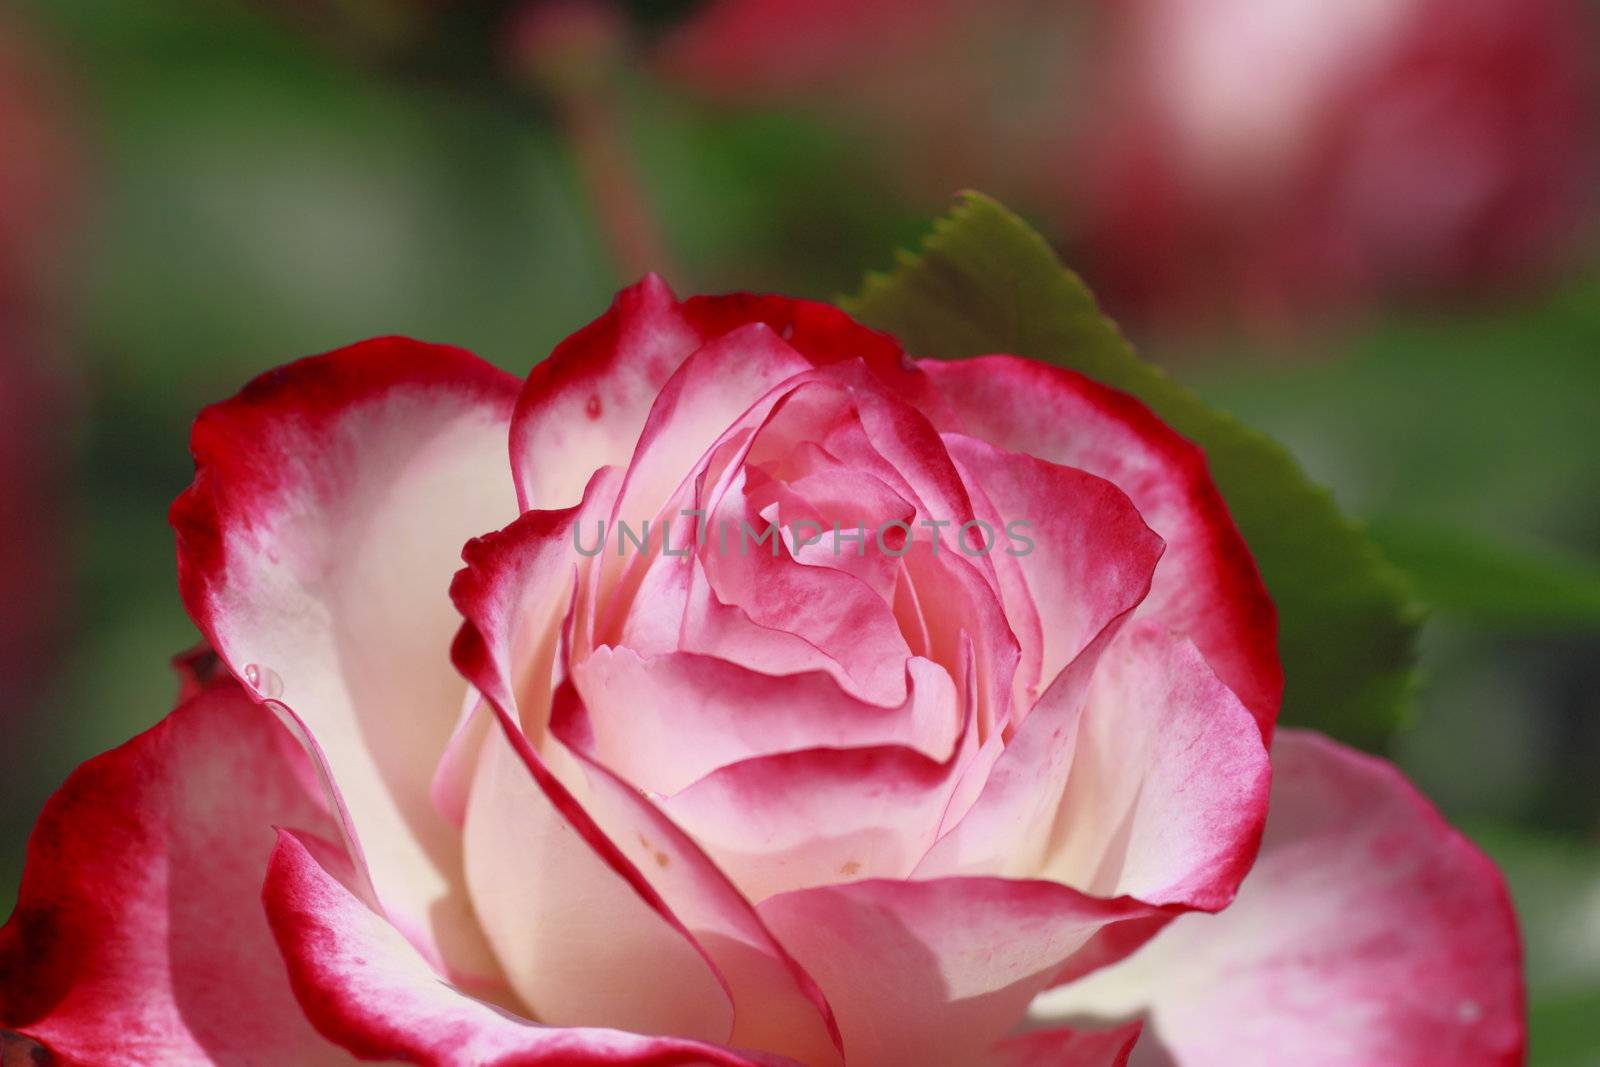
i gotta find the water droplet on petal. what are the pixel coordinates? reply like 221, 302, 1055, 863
1456, 999, 1482, 1024
244, 663, 284, 700
585, 394, 602, 419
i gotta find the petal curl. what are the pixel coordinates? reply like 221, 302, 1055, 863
940, 432, 1165, 704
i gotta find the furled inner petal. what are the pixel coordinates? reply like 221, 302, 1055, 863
565, 647, 961, 798
918, 355, 1282, 735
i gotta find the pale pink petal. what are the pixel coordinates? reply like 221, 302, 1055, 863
688, 465, 914, 706
452, 500, 844, 1067
460, 716, 736, 1043
510, 278, 918, 513
918, 608, 1142, 880
942, 432, 1165, 702
567, 647, 960, 797
171, 337, 520, 984
920, 356, 1281, 734
265, 831, 781, 1066
758, 877, 1159, 1066
449, 475, 739, 1039
0, 681, 351, 1065
608, 321, 813, 539
1038, 622, 1270, 911
895, 540, 1021, 746
654, 672, 960, 900
1032, 731, 1524, 1066
510, 275, 703, 510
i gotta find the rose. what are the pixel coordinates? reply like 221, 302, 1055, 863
1, 278, 1521, 1065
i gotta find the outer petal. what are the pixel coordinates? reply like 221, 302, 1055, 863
919, 356, 1281, 735
509, 276, 933, 513
264, 831, 780, 1067
0, 681, 351, 1065
1033, 731, 1525, 1066
170, 337, 520, 984
913, 622, 1268, 999
461, 715, 735, 1043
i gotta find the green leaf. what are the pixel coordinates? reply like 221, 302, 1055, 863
1369, 520, 1600, 630
843, 192, 1421, 750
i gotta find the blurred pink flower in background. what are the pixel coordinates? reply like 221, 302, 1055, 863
0, 11, 80, 714
1079, 0, 1600, 331
664, 0, 1600, 333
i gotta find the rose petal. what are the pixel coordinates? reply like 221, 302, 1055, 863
1031, 730, 1525, 1066
917, 602, 1142, 881
451, 489, 845, 1067
688, 460, 914, 706
0, 681, 350, 1065
460, 719, 736, 1042
608, 321, 813, 541
450, 475, 740, 1039
920, 356, 1281, 735
265, 830, 780, 1066
654, 672, 959, 900
510, 278, 921, 513
510, 275, 703, 510
941, 432, 1166, 703
757, 877, 1158, 1066
568, 647, 961, 797
1036, 621, 1270, 911
171, 337, 520, 985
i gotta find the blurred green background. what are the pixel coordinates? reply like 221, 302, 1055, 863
1, 0, 1597, 1061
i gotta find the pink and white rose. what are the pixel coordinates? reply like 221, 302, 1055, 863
0, 279, 1521, 1064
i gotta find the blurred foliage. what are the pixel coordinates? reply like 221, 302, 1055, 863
1, 0, 1597, 1062
1369, 520, 1600, 629
847, 194, 1421, 752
